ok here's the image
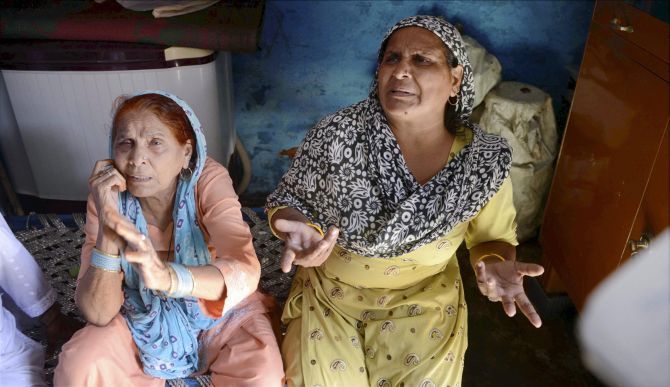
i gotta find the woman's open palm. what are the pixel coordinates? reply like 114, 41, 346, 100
475, 260, 545, 328
273, 219, 339, 273
103, 207, 171, 292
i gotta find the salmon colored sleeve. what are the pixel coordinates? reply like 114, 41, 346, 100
78, 194, 125, 305
196, 158, 261, 318
79, 195, 99, 282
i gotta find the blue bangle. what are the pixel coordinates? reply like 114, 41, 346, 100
169, 263, 194, 298
91, 248, 121, 272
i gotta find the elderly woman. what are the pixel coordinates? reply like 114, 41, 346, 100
267, 16, 544, 386
55, 91, 284, 386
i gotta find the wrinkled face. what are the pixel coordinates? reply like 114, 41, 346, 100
113, 111, 192, 200
377, 27, 463, 123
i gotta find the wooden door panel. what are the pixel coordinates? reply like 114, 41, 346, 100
642, 125, 670, 236
592, 1, 669, 65
540, 18, 669, 309
626, 125, 669, 265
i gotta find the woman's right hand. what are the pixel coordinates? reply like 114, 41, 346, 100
273, 219, 339, 273
88, 159, 126, 252
103, 207, 172, 292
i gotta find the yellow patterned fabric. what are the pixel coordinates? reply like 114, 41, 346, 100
279, 130, 517, 386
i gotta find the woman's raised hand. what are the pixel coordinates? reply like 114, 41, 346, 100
89, 160, 126, 212
103, 207, 171, 292
475, 260, 545, 328
273, 219, 339, 273
88, 160, 126, 250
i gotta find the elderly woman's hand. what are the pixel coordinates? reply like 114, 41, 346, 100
273, 219, 339, 273
475, 260, 545, 328
88, 159, 126, 250
103, 206, 172, 292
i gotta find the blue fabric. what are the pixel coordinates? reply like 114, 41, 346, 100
115, 90, 223, 379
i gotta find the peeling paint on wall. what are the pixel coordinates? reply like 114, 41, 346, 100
232, 0, 594, 195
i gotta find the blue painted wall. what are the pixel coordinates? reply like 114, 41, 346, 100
231, 0, 595, 195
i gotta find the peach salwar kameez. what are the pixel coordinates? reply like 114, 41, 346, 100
55, 159, 284, 386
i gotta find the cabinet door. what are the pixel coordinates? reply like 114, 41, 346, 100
540, 11, 669, 309
628, 125, 670, 258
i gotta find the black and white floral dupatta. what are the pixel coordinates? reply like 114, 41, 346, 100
267, 16, 512, 258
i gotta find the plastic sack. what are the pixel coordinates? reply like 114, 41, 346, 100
462, 35, 502, 109
478, 81, 558, 241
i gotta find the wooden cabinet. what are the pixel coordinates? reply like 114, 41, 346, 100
540, 0, 669, 310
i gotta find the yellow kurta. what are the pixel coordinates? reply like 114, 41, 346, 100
278, 132, 518, 387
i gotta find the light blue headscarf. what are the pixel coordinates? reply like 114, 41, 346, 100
114, 90, 221, 379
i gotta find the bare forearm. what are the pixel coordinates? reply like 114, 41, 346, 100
75, 267, 124, 326
469, 241, 516, 269
96, 233, 119, 256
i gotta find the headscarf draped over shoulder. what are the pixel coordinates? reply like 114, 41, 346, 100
114, 90, 225, 379
267, 16, 512, 258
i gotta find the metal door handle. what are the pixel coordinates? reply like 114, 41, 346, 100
611, 18, 634, 33
629, 233, 650, 256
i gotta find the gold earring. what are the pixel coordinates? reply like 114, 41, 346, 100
180, 167, 194, 180
447, 92, 460, 107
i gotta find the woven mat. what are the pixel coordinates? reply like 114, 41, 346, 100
13, 208, 292, 386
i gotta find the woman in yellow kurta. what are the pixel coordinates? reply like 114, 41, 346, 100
266, 16, 544, 387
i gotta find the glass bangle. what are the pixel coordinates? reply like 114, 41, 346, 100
305, 222, 325, 237
477, 253, 506, 264
168, 263, 195, 298
91, 248, 121, 272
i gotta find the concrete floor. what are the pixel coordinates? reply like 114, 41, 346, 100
458, 239, 606, 387
234, 191, 608, 386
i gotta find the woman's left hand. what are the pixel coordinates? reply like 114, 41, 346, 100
475, 260, 544, 328
103, 206, 172, 292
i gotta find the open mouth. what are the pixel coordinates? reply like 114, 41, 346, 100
390, 89, 415, 97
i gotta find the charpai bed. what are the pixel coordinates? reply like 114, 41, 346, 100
10, 208, 290, 387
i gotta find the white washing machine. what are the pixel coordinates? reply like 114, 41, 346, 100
0, 40, 235, 201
